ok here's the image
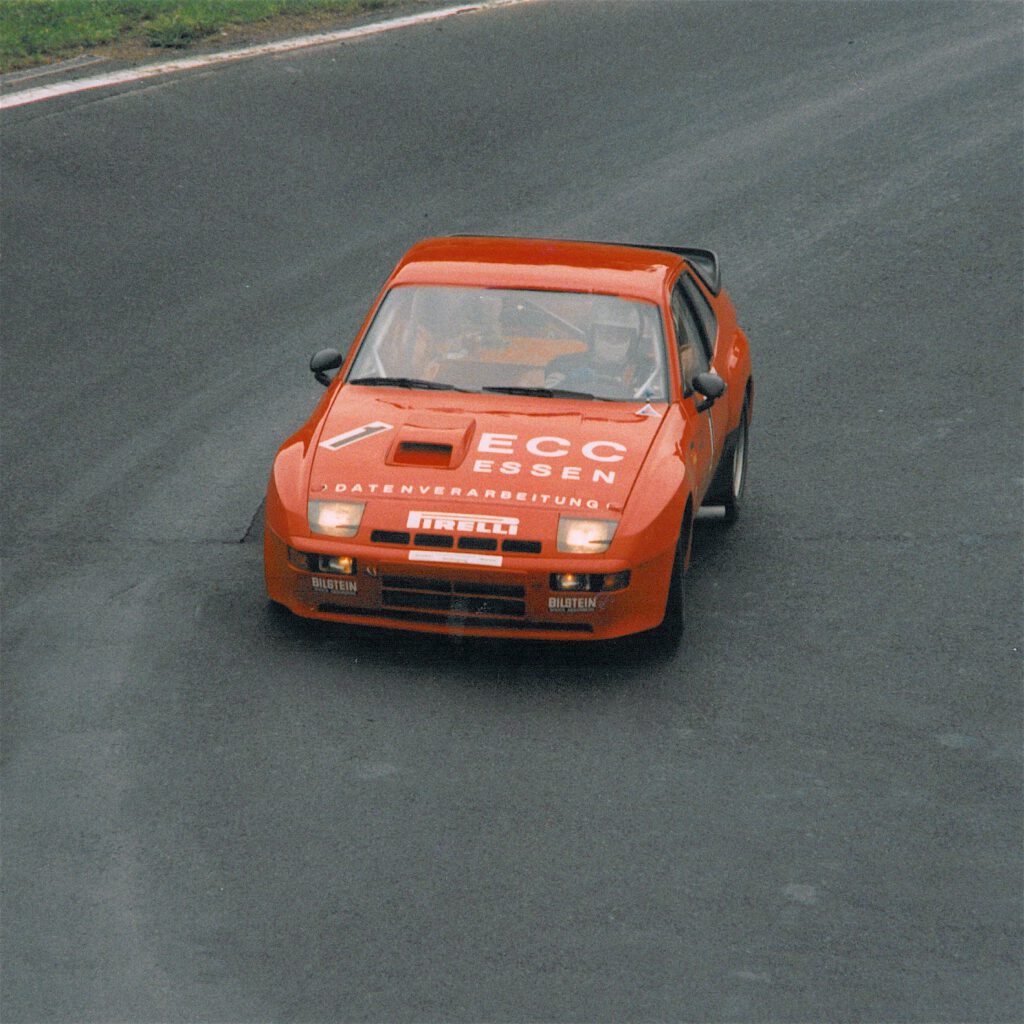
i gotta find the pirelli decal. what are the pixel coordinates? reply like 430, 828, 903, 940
406, 510, 519, 536
320, 421, 393, 451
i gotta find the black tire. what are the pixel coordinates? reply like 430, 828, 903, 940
705, 397, 749, 524
652, 508, 691, 648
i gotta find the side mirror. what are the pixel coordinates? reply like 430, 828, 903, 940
310, 348, 343, 387
692, 371, 726, 412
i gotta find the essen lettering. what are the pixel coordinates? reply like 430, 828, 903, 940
478, 433, 626, 462
475, 433, 625, 485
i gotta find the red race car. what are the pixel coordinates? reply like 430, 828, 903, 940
264, 236, 753, 643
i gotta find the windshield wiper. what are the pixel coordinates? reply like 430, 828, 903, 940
349, 376, 466, 391
482, 385, 596, 400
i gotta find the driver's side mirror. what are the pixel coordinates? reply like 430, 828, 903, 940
310, 348, 343, 387
692, 371, 726, 412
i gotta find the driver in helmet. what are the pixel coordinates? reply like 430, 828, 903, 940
545, 295, 644, 399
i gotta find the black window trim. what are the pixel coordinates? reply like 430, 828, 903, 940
670, 279, 709, 397
677, 271, 718, 364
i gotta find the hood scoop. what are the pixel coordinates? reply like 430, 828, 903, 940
386, 414, 476, 468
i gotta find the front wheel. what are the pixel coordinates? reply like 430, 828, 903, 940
706, 397, 749, 524
652, 510, 691, 649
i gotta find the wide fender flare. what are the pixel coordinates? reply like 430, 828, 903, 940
265, 436, 311, 541
614, 421, 692, 566
727, 328, 753, 426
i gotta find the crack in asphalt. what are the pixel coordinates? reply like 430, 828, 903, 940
240, 500, 265, 545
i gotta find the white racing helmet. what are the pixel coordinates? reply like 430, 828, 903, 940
587, 296, 640, 364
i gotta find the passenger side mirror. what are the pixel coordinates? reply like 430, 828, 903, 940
692, 371, 726, 412
310, 348, 343, 387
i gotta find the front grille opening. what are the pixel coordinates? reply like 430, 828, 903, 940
382, 574, 451, 593
370, 533, 541, 554
457, 537, 498, 552
383, 590, 526, 617
380, 575, 525, 599
414, 533, 454, 549
502, 539, 542, 554
378, 574, 528, 620
317, 605, 592, 633
371, 530, 410, 545
457, 581, 524, 598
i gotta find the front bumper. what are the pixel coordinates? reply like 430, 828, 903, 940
264, 528, 671, 641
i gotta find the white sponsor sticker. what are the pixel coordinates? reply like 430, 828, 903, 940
331, 482, 602, 509
548, 595, 598, 612
408, 551, 503, 568
406, 510, 519, 535
311, 576, 358, 594
319, 421, 393, 451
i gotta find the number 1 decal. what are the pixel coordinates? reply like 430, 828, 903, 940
319, 421, 393, 451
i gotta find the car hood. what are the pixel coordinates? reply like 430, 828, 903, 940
307, 387, 667, 514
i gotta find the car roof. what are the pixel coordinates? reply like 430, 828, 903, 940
388, 236, 687, 303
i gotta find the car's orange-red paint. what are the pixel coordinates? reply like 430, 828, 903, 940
264, 236, 752, 640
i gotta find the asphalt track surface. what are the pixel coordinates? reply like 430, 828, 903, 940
2, 2, 1022, 1020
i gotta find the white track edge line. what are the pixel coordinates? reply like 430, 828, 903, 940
1, 0, 533, 110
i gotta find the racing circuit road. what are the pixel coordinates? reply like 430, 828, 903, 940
2, 2, 1021, 1020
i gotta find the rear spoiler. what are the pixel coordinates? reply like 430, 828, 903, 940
645, 245, 720, 296
573, 240, 722, 296
600, 242, 720, 295
447, 236, 722, 296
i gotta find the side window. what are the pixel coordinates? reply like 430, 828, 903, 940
679, 272, 718, 363
670, 281, 709, 394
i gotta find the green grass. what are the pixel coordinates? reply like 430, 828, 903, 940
0, 0, 393, 71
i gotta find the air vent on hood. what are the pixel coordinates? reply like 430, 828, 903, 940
385, 414, 475, 469
394, 441, 454, 466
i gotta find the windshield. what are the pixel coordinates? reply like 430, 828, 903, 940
345, 285, 669, 402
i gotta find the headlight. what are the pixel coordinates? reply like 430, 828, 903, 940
308, 500, 365, 537
556, 516, 618, 554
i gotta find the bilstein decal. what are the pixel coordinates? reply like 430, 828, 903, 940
311, 576, 357, 594
320, 421, 392, 451
549, 595, 598, 612
330, 482, 601, 510
406, 510, 519, 535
